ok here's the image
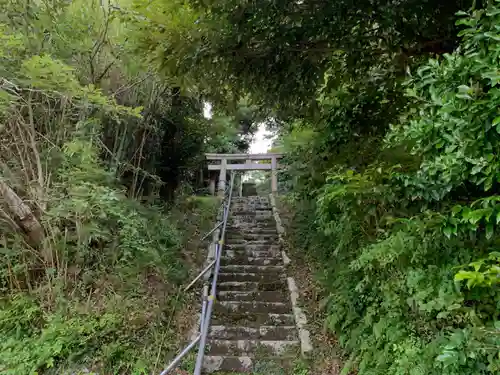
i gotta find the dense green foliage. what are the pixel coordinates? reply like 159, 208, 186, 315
0, 1, 237, 373
139, 0, 500, 373
4, 0, 500, 373
282, 6, 500, 375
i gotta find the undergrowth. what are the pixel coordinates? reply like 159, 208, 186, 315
0, 14, 219, 373
0, 136, 218, 374
282, 5, 500, 375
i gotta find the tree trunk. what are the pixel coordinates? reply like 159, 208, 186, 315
0, 180, 48, 260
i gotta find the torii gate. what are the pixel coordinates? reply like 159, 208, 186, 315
206, 153, 283, 195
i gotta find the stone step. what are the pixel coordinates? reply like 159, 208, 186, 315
202, 355, 295, 373
220, 265, 285, 274
232, 196, 269, 200
217, 290, 289, 303
221, 256, 282, 266
230, 212, 272, 217
214, 301, 291, 315
230, 207, 272, 211
231, 199, 270, 204
226, 234, 278, 240
227, 224, 276, 228
229, 222, 275, 228
231, 200, 271, 204
212, 312, 295, 326
223, 250, 280, 259
226, 228, 277, 233
209, 325, 298, 341
200, 197, 304, 374
218, 280, 287, 292
226, 238, 278, 245
226, 233, 278, 240
231, 209, 272, 214
218, 272, 285, 283
225, 238, 279, 250
229, 214, 274, 223
226, 229, 277, 234
206, 339, 300, 357
224, 243, 280, 251
230, 217, 274, 222
231, 205, 271, 210
245, 198, 269, 201
226, 228, 277, 234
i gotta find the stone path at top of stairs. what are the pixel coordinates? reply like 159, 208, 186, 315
203, 196, 300, 373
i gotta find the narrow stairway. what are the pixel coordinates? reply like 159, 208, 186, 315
203, 196, 300, 373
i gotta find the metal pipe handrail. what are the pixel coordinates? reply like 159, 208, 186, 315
181, 184, 231, 292
158, 172, 236, 375
183, 259, 216, 292
193, 172, 235, 375
159, 334, 201, 375
200, 221, 223, 241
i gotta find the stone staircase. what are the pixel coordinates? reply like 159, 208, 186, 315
203, 196, 300, 373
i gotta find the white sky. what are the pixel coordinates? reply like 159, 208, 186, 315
203, 102, 212, 119
249, 124, 274, 154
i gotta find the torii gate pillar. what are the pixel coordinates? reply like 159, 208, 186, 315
217, 159, 227, 196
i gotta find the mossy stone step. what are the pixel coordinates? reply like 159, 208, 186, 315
209, 325, 298, 341
214, 301, 292, 315
217, 280, 288, 292
212, 312, 295, 326
206, 339, 300, 357
217, 290, 289, 303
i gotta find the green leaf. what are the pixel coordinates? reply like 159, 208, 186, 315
471, 164, 483, 175
467, 209, 491, 225
455, 270, 476, 281
471, 261, 484, 272
484, 32, 500, 41
443, 226, 453, 239
437, 350, 459, 366
486, 223, 494, 240
457, 85, 470, 92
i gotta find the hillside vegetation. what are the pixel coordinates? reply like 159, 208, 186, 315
137, 0, 500, 373
2, 0, 500, 374
0, 1, 241, 373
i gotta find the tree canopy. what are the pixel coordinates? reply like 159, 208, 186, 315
2, 0, 500, 373
136, 0, 470, 111
137, 0, 500, 373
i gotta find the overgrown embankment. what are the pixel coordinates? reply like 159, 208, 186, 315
280, 7, 500, 374
0, 1, 227, 373
1, 175, 217, 374
0, 71, 219, 372
0, 77, 219, 372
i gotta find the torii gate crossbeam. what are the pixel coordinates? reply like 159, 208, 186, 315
205, 153, 283, 195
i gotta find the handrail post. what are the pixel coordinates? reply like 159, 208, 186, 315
199, 285, 209, 332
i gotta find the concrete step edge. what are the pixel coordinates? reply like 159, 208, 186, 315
220, 265, 285, 272
208, 325, 298, 340
217, 290, 289, 301
206, 339, 300, 356
211, 312, 295, 325
202, 355, 296, 373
